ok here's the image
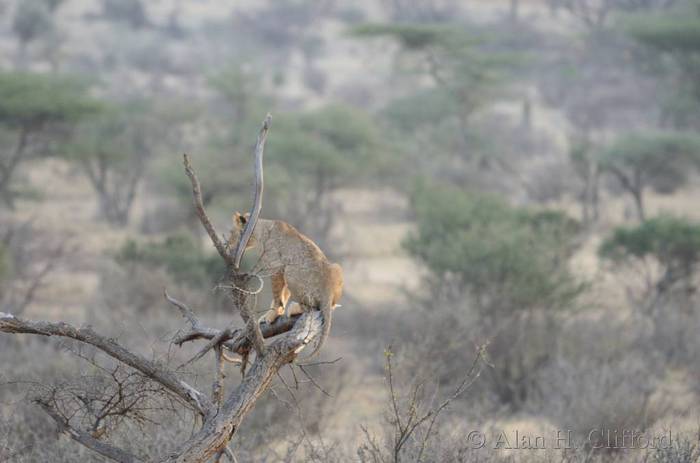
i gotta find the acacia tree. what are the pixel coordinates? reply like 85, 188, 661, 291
537, 0, 678, 225
0, 72, 99, 208
600, 216, 700, 359
67, 101, 175, 226
0, 116, 328, 462
600, 215, 700, 305
598, 132, 700, 221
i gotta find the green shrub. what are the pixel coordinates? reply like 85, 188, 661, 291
597, 132, 700, 220
600, 216, 700, 279
404, 183, 583, 311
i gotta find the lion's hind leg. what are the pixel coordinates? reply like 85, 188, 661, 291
263, 271, 290, 324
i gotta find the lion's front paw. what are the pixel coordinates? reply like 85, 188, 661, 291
288, 302, 304, 316
263, 309, 280, 324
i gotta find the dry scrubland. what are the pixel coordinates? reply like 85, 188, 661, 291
2, 0, 700, 462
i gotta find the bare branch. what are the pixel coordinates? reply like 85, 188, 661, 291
0, 313, 211, 416
298, 357, 343, 368
36, 400, 143, 463
297, 365, 332, 397
233, 114, 272, 269
183, 154, 233, 264
164, 290, 198, 329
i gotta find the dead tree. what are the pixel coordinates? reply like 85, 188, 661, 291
0, 115, 326, 462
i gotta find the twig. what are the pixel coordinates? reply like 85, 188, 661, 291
276, 371, 326, 463
297, 365, 332, 398
360, 424, 386, 463
298, 357, 343, 368
36, 400, 143, 463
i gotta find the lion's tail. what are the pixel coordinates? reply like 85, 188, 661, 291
304, 300, 333, 360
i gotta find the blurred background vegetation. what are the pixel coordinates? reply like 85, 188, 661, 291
2, 0, 700, 461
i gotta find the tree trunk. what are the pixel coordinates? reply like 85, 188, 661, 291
96, 182, 133, 227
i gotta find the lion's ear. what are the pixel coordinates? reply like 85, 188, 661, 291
233, 212, 246, 227
240, 213, 248, 226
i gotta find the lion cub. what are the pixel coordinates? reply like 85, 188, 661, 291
228, 212, 343, 357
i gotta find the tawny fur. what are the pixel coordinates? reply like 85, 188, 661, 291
228, 212, 343, 358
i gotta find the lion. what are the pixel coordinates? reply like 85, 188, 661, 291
227, 212, 343, 358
